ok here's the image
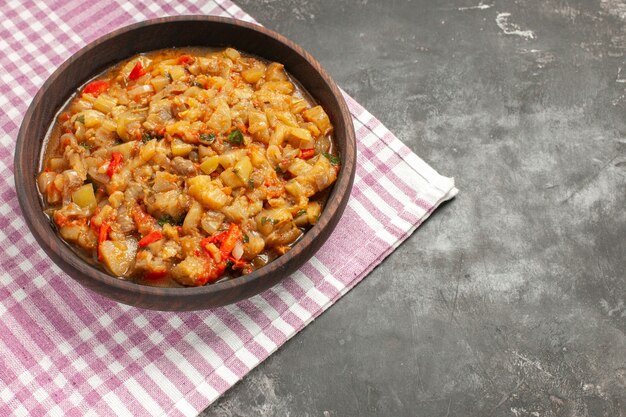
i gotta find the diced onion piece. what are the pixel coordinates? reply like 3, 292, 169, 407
100, 118, 117, 133
188, 175, 230, 209
218, 149, 246, 169
290, 98, 308, 114
82, 110, 105, 128
150, 75, 170, 92
206, 99, 231, 132
265, 62, 288, 81
127, 84, 154, 97
168, 65, 186, 81
37, 172, 56, 194
243, 231, 265, 259
261, 81, 294, 94
241, 63, 266, 83
220, 168, 244, 188
303, 105, 332, 135
110, 141, 136, 160
232, 240, 244, 260
247, 110, 269, 134
140, 139, 157, 162
48, 157, 65, 171
315, 134, 332, 154
223, 48, 241, 61
287, 127, 313, 148
266, 144, 282, 165
60, 225, 83, 241
116, 112, 143, 142
307, 202, 322, 225
287, 158, 312, 177
255, 208, 292, 235
182, 200, 203, 235
269, 124, 289, 146
200, 211, 226, 235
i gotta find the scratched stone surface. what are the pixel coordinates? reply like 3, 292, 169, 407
202, 1, 626, 416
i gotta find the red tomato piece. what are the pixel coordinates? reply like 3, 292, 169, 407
128, 62, 147, 80
83, 80, 109, 97
300, 148, 315, 159
138, 231, 163, 247
106, 152, 123, 178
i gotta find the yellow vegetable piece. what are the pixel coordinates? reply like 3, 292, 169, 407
234, 156, 253, 183
171, 139, 193, 157
241, 64, 266, 83
168, 65, 186, 81
150, 75, 170, 92
92, 94, 118, 114
82, 110, 105, 128
72, 184, 97, 209
188, 175, 230, 209
200, 156, 219, 174
110, 141, 136, 160
223, 47, 241, 61
220, 168, 244, 188
303, 105, 332, 135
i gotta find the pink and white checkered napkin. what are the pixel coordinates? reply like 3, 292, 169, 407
0, 1, 457, 416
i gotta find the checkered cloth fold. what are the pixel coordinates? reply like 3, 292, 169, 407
0, 1, 457, 416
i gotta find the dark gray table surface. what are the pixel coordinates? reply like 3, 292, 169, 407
202, 1, 626, 416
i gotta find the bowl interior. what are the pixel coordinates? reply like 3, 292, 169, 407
14, 16, 356, 310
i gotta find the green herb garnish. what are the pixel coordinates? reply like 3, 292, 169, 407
76, 115, 85, 124
157, 215, 184, 227
193, 81, 204, 89
247, 178, 255, 189
141, 132, 152, 143
296, 209, 306, 218
80, 142, 93, 150
157, 215, 173, 226
199, 132, 216, 144
226, 128, 244, 145
225, 259, 234, 269
243, 234, 249, 243
322, 152, 340, 166
261, 216, 278, 225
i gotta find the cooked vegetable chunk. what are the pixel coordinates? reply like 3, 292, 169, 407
39, 47, 339, 287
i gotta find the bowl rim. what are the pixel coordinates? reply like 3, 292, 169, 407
14, 15, 356, 307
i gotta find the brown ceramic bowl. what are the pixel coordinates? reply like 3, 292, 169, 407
14, 16, 356, 311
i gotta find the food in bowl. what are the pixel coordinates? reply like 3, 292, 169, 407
37, 47, 340, 287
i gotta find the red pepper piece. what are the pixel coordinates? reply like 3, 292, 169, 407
300, 148, 315, 159
220, 223, 242, 257
177, 55, 193, 64
98, 222, 110, 261
106, 152, 123, 178
228, 255, 247, 270
83, 80, 109, 97
128, 62, 147, 80
200, 231, 227, 249
138, 230, 163, 248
